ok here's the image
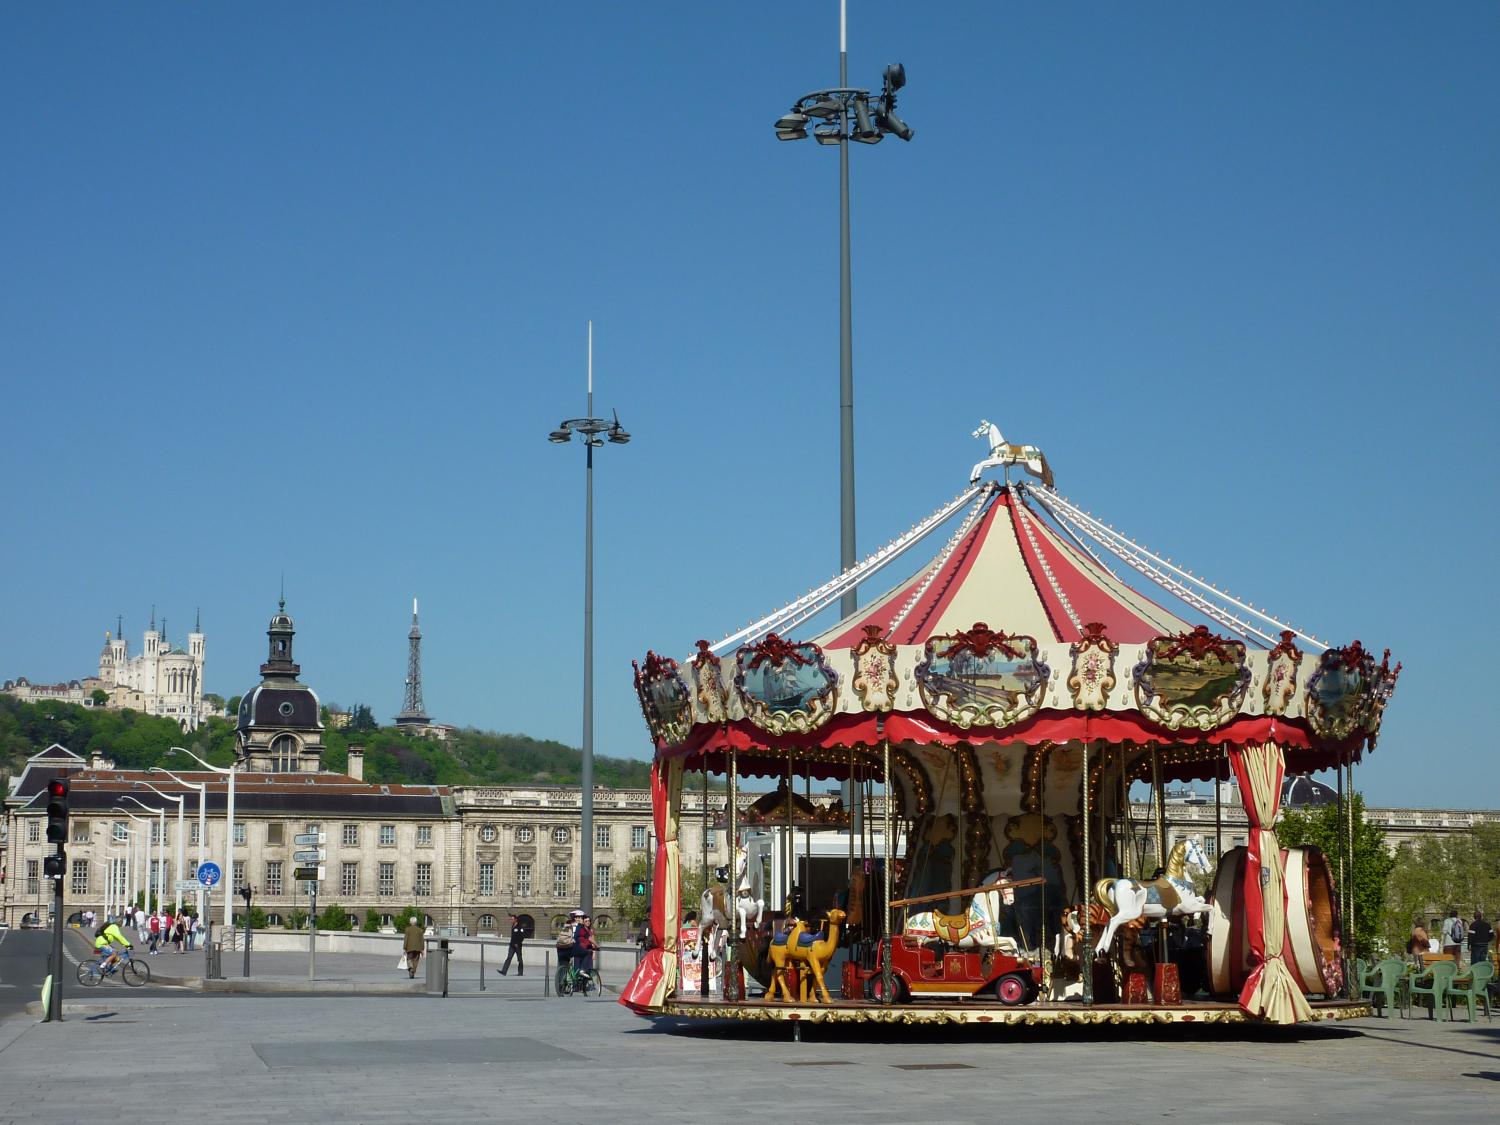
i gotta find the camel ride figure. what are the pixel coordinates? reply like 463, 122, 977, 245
1093, 836, 1212, 955
766, 917, 808, 1002
787, 908, 846, 1004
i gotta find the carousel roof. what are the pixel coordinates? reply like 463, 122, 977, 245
632, 426, 1399, 777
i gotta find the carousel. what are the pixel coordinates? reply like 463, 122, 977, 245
620, 424, 1399, 1027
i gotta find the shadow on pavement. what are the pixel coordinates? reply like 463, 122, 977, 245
629, 1018, 1366, 1046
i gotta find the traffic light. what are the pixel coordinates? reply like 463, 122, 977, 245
43, 854, 66, 878
45, 777, 69, 843
631, 880, 647, 896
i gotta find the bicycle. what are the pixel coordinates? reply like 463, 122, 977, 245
77, 948, 151, 988
555, 957, 601, 998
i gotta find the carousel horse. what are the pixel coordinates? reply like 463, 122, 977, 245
969, 420, 1055, 488
1093, 836, 1212, 955
699, 886, 730, 961
767, 917, 808, 1002
902, 869, 1019, 952
787, 909, 846, 1004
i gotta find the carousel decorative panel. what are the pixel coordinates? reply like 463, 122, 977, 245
733, 632, 839, 735
1305, 641, 1394, 741
1067, 621, 1118, 711
689, 640, 729, 724
1132, 625, 1250, 731
632, 650, 695, 745
1262, 630, 1303, 716
915, 623, 1049, 730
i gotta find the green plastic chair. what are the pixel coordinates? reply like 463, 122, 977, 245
1360, 959, 1406, 1018
1354, 958, 1371, 991
1408, 960, 1457, 1020
1447, 961, 1494, 1022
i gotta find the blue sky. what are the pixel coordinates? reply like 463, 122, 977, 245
2, 3, 1496, 808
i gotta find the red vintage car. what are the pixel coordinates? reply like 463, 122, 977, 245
844, 934, 1043, 1005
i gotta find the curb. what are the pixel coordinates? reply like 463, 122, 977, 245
202, 978, 427, 995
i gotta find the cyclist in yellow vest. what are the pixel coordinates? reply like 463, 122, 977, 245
94, 919, 132, 973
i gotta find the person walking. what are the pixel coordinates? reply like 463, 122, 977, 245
500, 914, 526, 976
148, 911, 162, 955
187, 913, 201, 952
403, 917, 426, 979
1467, 909, 1492, 968
1442, 908, 1466, 962
172, 911, 187, 954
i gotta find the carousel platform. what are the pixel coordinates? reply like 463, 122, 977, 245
656, 996, 1371, 1026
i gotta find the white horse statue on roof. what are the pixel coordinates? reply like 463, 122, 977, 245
1092, 835, 1213, 955
970, 421, 1055, 488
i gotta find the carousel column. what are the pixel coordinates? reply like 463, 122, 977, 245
881, 730, 894, 1005
1082, 742, 1093, 1005
1229, 741, 1313, 1024
701, 767, 710, 1000
726, 746, 738, 1002
1152, 745, 1168, 967
1335, 751, 1348, 996
1345, 755, 1357, 997
784, 759, 795, 916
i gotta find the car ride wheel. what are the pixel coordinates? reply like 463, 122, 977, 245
868, 973, 907, 1003
996, 973, 1030, 1006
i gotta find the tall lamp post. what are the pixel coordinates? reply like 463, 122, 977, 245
113, 811, 151, 915
775, 4, 913, 619
152, 763, 208, 920
136, 782, 186, 908
120, 796, 166, 911
548, 321, 631, 916
168, 747, 236, 934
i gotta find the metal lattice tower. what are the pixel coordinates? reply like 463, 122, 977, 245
395, 597, 431, 728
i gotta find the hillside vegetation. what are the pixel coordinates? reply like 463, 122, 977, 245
0, 695, 652, 790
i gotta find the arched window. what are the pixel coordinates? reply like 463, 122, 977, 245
270, 734, 299, 773
477, 914, 498, 933
266, 913, 283, 927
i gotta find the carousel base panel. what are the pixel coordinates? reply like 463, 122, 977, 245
656, 997, 1371, 1026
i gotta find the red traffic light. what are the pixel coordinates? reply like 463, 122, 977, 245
46, 776, 70, 843
48, 778, 69, 798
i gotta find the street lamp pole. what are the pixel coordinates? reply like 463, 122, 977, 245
153, 762, 207, 920
120, 796, 165, 911
168, 747, 235, 934
774, 5, 913, 618
137, 782, 185, 907
548, 321, 631, 917
113, 811, 151, 916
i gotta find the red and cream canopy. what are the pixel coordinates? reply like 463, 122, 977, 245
633, 443, 1399, 783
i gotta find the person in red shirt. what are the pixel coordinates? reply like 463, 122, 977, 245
574, 915, 597, 972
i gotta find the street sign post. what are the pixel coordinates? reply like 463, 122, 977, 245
197, 861, 222, 888
176, 879, 201, 894
292, 849, 326, 863
293, 866, 325, 881
293, 832, 326, 846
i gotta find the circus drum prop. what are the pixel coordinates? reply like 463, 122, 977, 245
620, 425, 1398, 1028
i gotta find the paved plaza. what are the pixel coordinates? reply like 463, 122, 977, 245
1, 942, 1496, 1125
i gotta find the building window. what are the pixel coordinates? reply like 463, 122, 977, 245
595, 825, 610, 850
553, 864, 569, 898
379, 862, 396, 896
552, 827, 569, 845
266, 862, 283, 897
267, 822, 285, 846
342, 824, 359, 847
341, 863, 359, 896
595, 864, 611, 898
306, 823, 321, 835
379, 825, 396, 846
72, 820, 91, 844
415, 862, 432, 897
26, 860, 39, 896
479, 824, 498, 843
233, 822, 247, 846
516, 863, 532, 897
477, 914, 498, 933
516, 826, 533, 844
479, 862, 495, 896
27, 821, 40, 844
189, 822, 200, 846
70, 859, 89, 896
150, 822, 165, 845
416, 825, 432, 846
631, 825, 648, 850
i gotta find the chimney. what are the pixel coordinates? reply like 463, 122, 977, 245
348, 745, 364, 782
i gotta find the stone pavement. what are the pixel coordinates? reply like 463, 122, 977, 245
2, 948, 1496, 1125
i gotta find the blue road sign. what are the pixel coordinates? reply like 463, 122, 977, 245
197, 861, 222, 887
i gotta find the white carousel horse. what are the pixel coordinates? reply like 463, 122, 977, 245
1093, 836, 1212, 955
733, 845, 765, 938
969, 421, 1056, 488
698, 887, 730, 961
902, 868, 1020, 953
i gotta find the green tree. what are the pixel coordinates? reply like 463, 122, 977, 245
349, 704, 379, 733
362, 911, 382, 933
247, 905, 269, 929
1381, 824, 1500, 953
1277, 793, 1394, 960
316, 903, 354, 931
90, 689, 109, 706
287, 909, 308, 930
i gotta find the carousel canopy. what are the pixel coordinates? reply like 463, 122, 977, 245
632, 426, 1399, 782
